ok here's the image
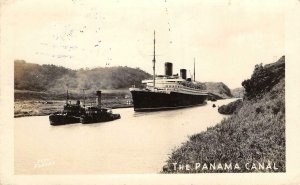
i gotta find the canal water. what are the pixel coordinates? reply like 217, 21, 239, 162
14, 99, 237, 174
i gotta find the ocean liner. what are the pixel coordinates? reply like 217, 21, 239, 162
129, 31, 208, 111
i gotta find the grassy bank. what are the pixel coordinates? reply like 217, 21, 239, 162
163, 56, 285, 173
14, 89, 132, 117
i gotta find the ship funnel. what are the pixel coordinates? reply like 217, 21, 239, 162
180, 69, 187, 79
96, 91, 101, 108
165, 62, 173, 76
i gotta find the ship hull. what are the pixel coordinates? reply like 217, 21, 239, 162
130, 90, 207, 111
80, 114, 121, 124
49, 114, 80, 126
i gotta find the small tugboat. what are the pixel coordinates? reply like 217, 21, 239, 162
49, 90, 85, 126
80, 91, 121, 124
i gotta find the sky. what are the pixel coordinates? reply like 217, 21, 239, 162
2, 0, 285, 89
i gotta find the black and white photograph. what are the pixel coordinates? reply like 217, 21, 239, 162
1, 0, 300, 184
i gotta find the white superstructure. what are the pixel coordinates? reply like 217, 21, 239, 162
130, 75, 208, 96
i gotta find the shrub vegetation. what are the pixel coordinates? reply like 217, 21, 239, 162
218, 99, 243, 115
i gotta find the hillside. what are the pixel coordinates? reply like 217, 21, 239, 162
242, 57, 285, 100
231, 87, 245, 98
163, 56, 285, 173
14, 60, 151, 92
205, 82, 233, 99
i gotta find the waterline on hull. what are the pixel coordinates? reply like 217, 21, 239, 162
133, 102, 207, 112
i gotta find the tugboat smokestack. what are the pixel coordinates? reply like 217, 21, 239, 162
165, 62, 173, 76
96, 91, 101, 108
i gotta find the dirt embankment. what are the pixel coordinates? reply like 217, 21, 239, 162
14, 90, 132, 117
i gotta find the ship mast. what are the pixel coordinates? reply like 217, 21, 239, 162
152, 30, 156, 88
66, 83, 69, 105
194, 57, 196, 82
66, 89, 69, 104
81, 88, 86, 107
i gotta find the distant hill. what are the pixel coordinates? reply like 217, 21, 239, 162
14, 60, 151, 92
204, 82, 233, 98
231, 87, 245, 98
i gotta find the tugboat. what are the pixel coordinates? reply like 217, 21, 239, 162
80, 91, 121, 124
49, 90, 85, 126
